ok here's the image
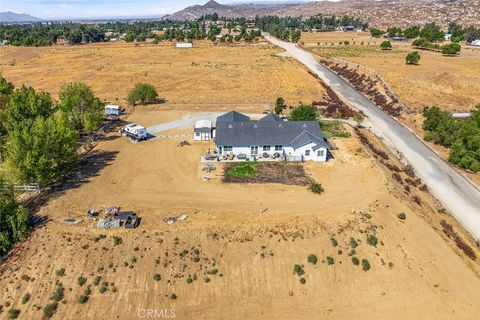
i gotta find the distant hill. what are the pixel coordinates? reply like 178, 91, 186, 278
0, 11, 42, 23
165, 0, 480, 28
163, 0, 300, 21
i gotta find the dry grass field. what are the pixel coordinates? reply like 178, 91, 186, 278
0, 41, 326, 112
1, 109, 479, 319
302, 32, 480, 113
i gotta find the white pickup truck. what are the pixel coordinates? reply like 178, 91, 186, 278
122, 124, 147, 141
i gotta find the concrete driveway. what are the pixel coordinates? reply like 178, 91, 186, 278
265, 35, 480, 240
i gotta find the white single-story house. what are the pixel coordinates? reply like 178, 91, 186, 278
105, 104, 121, 116
444, 33, 452, 41
176, 43, 193, 48
194, 120, 212, 141
214, 111, 329, 162
471, 40, 480, 46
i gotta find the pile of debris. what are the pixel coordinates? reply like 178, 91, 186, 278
177, 140, 191, 147
91, 206, 140, 229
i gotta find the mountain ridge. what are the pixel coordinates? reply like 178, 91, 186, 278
0, 11, 42, 23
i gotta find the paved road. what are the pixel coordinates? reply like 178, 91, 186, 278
265, 35, 480, 240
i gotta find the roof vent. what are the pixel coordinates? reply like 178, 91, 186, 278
278, 123, 283, 128
228, 124, 233, 128
253, 124, 258, 128
302, 123, 308, 127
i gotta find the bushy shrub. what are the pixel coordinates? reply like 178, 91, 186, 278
93, 276, 101, 286
405, 51, 421, 65
362, 259, 371, 271
352, 257, 360, 265
367, 235, 378, 247
293, 264, 305, 276
56, 268, 65, 277
326, 256, 334, 265
21, 293, 30, 304
397, 212, 407, 220
43, 303, 58, 318
308, 182, 324, 194
307, 254, 318, 265
7, 308, 20, 319
299, 277, 306, 284
127, 83, 158, 105
330, 238, 338, 247
112, 236, 122, 246
153, 274, 161, 281
78, 295, 88, 304
77, 276, 87, 286
99, 286, 108, 294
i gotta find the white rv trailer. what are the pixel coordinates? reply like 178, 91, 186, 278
105, 104, 121, 116
123, 124, 147, 141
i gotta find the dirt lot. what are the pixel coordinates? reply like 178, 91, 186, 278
1, 109, 480, 319
0, 41, 325, 112
302, 32, 480, 113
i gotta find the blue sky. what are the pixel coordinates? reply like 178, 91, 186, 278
0, 0, 312, 19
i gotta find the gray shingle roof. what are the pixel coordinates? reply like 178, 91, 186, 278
215, 112, 328, 149
259, 113, 282, 122
216, 111, 250, 123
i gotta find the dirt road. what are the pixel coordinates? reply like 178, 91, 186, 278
264, 35, 480, 241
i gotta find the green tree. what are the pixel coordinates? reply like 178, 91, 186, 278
58, 82, 103, 132
370, 28, 384, 38
127, 83, 158, 105
404, 26, 420, 39
7, 113, 79, 184
0, 177, 29, 256
405, 51, 421, 65
380, 41, 392, 50
0, 74, 14, 110
3, 86, 53, 133
289, 104, 317, 121
274, 97, 285, 115
441, 43, 461, 56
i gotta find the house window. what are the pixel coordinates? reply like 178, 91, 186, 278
305, 150, 310, 156
263, 145, 271, 151
317, 150, 325, 157
224, 146, 233, 152
251, 146, 258, 155
274, 145, 283, 151
195, 132, 200, 137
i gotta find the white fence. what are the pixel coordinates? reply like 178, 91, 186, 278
14, 183, 40, 192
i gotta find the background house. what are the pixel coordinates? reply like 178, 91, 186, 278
194, 120, 212, 141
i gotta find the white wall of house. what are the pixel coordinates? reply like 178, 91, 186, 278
217, 143, 327, 162
194, 132, 211, 141
292, 143, 327, 161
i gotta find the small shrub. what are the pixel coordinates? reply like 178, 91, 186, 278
77, 276, 87, 286
348, 249, 356, 256
352, 257, 360, 265
112, 236, 122, 246
326, 256, 334, 265
397, 212, 406, 220
20, 274, 31, 282
350, 237, 358, 248
204, 277, 211, 283
362, 259, 371, 271
43, 303, 58, 318
308, 182, 324, 194
83, 287, 92, 296
99, 286, 108, 294
293, 264, 305, 276
153, 274, 161, 281
170, 294, 177, 300
299, 277, 306, 284
7, 308, 20, 320
21, 293, 30, 304
51, 284, 64, 302
186, 277, 193, 284
330, 238, 338, 247
307, 254, 317, 265
78, 295, 88, 304
56, 268, 65, 277
367, 235, 378, 247
93, 276, 101, 286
